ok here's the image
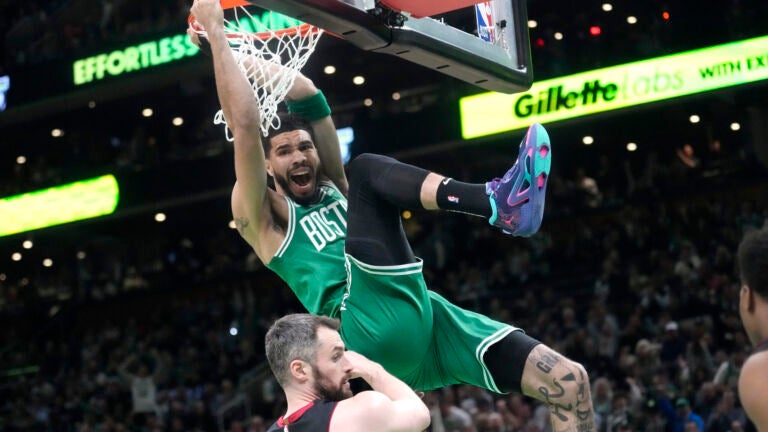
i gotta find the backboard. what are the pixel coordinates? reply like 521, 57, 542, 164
246, 0, 533, 94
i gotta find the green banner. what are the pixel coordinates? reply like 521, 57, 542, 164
0, 175, 119, 237
460, 35, 768, 139
73, 34, 199, 85
72, 11, 303, 85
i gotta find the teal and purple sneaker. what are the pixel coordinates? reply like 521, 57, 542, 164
485, 123, 551, 237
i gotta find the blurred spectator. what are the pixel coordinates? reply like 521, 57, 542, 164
692, 382, 719, 422
438, 390, 476, 432
603, 392, 633, 432
705, 389, 747, 431
591, 376, 614, 424
247, 415, 266, 432
712, 349, 747, 389
659, 397, 705, 432
118, 349, 165, 420
660, 321, 688, 374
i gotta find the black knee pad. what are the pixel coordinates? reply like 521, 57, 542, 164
347, 153, 393, 185
484, 330, 541, 394
347, 153, 427, 210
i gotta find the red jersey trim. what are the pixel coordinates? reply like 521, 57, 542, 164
278, 401, 315, 427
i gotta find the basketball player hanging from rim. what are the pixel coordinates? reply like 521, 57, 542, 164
189, 0, 595, 430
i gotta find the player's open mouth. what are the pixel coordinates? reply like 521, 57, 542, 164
290, 170, 312, 187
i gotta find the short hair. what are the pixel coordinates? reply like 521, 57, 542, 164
738, 228, 768, 298
263, 112, 315, 155
264, 314, 341, 386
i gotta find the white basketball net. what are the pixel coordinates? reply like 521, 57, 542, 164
193, 7, 323, 138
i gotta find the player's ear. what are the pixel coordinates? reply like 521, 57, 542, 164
289, 359, 311, 382
744, 284, 756, 313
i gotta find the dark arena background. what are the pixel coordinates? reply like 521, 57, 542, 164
2, 0, 768, 431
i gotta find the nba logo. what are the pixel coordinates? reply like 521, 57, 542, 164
475, 1, 496, 43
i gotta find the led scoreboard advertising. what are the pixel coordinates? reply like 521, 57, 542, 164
71, 10, 301, 86
460, 34, 768, 139
0, 9, 307, 114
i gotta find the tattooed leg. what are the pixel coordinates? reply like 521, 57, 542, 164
520, 344, 596, 432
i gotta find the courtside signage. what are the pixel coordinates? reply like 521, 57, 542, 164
460, 34, 768, 139
0, 175, 119, 237
72, 11, 302, 85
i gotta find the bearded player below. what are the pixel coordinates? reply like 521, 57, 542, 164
264, 314, 430, 432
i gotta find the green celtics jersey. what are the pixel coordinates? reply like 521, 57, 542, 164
266, 182, 348, 317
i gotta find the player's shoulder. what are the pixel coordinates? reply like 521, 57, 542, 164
741, 349, 768, 377
331, 391, 391, 426
337, 390, 391, 413
739, 350, 768, 428
738, 350, 768, 401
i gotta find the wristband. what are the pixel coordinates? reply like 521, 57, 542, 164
286, 90, 331, 121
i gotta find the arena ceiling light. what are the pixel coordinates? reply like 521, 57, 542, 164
22, 240, 33, 249
142, 108, 153, 117
16, 155, 26, 165
582, 136, 594, 145
43, 258, 53, 267
154, 212, 166, 222
51, 128, 64, 138
324, 65, 336, 75
602, 3, 613, 12
627, 16, 638, 24
172, 117, 184, 126
352, 75, 365, 85
689, 114, 701, 124
730, 122, 741, 131
363, 98, 373, 107
554, 32, 564, 40
528, 20, 537, 28
627, 142, 638, 152
11, 252, 22, 261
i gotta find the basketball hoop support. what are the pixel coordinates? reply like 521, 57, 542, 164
247, 0, 533, 94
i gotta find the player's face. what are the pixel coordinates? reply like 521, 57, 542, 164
310, 327, 353, 401
267, 129, 321, 205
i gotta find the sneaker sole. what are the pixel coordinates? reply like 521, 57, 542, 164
515, 123, 551, 236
